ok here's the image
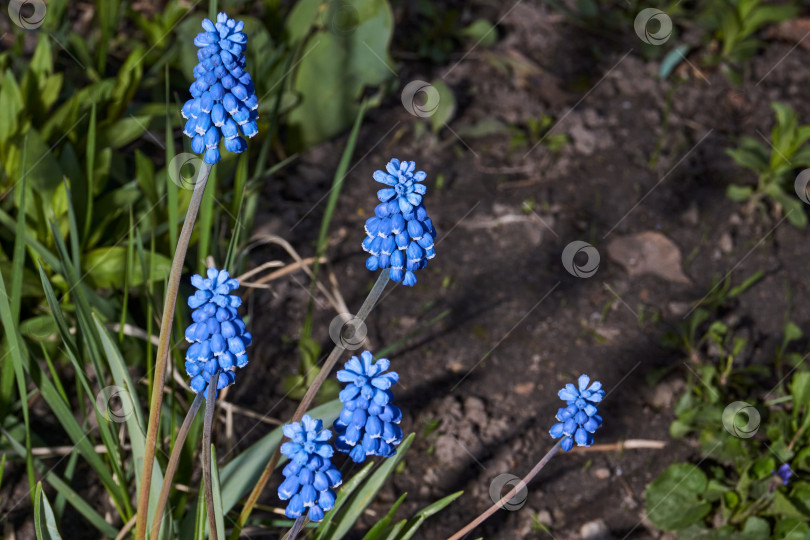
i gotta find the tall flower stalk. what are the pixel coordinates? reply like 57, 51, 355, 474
135, 163, 212, 539
231, 157, 435, 538
136, 12, 258, 539
447, 374, 605, 539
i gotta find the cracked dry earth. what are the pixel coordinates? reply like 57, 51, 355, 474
231, 1, 810, 538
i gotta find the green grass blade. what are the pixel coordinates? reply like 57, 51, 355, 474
396, 491, 463, 540
179, 400, 343, 537
83, 102, 96, 247
10, 143, 26, 322
64, 184, 81, 272
34, 482, 63, 540
315, 462, 376, 540
1, 163, 27, 421
2, 430, 117, 537
0, 261, 35, 496
166, 64, 179, 249
303, 99, 373, 340
361, 492, 407, 540
324, 434, 415, 540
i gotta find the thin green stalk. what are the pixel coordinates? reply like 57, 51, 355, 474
203, 372, 220, 540
150, 392, 205, 540
228, 269, 391, 540
136, 162, 213, 540
285, 516, 307, 540
447, 440, 563, 540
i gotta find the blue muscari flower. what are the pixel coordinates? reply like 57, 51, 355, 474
278, 415, 342, 522
775, 463, 793, 486
184, 268, 252, 395
549, 374, 604, 452
181, 12, 259, 165
363, 159, 436, 286
334, 351, 403, 463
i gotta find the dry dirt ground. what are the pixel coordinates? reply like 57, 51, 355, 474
204, 1, 810, 539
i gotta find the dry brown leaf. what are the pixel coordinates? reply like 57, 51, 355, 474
607, 231, 691, 284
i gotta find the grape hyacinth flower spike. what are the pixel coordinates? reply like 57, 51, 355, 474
334, 351, 403, 463
181, 12, 259, 164
363, 159, 436, 286
549, 374, 604, 451
278, 415, 342, 522
184, 268, 252, 394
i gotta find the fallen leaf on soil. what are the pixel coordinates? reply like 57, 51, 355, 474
607, 231, 691, 284
767, 19, 810, 49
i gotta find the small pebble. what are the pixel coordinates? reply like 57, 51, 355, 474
580, 518, 613, 539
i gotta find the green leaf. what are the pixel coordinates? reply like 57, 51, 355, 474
397, 491, 464, 540
774, 518, 808, 540
315, 461, 376, 540
645, 464, 711, 530
764, 183, 807, 228
325, 434, 415, 540
287, 0, 394, 148
99, 115, 152, 149
181, 400, 344, 537
34, 483, 62, 540
0, 70, 24, 142
461, 19, 497, 47
2, 429, 118, 537
790, 372, 810, 415
429, 80, 455, 133
727, 184, 753, 202
286, 0, 323, 43
767, 491, 807, 520
83, 246, 172, 288
659, 45, 690, 79
92, 315, 163, 525
362, 493, 407, 540
742, 516, 771, 540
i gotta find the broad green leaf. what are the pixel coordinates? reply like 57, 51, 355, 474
287, 0, 394, 148
774, 518, 808, 540
3, 130, 63, 208
286, 0, 323, 43
34, 483, 62, 540
645, 464, 711, 530
84, 246, 171, 288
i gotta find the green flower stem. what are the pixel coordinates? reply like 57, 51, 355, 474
203, 371, 220, 540
136, 162, 213, 540
285, 515, 307, 540
149, 392, 205, 539
228, 268, 391, 540
447, 440, 563, 540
